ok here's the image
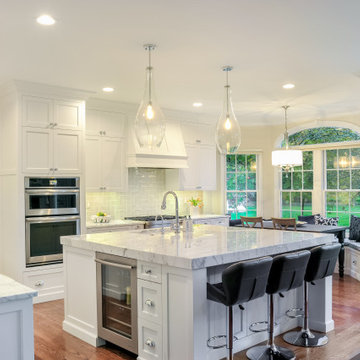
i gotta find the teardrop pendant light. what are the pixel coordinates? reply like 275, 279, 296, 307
215, 66, 241, 154
272, 105, 303, 171
135, 44, 166, 149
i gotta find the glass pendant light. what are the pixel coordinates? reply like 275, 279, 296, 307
215, 66, 241, 154
272, 105, 303, 171
135, 44, 165, 148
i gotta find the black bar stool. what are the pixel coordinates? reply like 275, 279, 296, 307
283, 243, 341, 347
207, 256, 273, 360
246, 250, 311, 360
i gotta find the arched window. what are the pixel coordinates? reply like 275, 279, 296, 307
284, 127, 360, 146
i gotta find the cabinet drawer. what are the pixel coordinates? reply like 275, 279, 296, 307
137, 261, 162, 283
138, 318, 162, 360
350, 249, 360, 270
23, 267, 64, 303
138, 279, 162, 324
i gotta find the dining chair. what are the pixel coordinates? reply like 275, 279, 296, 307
240, 216, 264, 229
272, 217, 297, 231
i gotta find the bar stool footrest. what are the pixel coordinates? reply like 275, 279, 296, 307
286, 307, 304, 319
207, 334, 239, 349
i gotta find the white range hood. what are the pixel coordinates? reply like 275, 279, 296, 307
127, 122, 188, 168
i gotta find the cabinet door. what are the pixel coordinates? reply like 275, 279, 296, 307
53, 130, 81, 174
181, 144, 200, 190
198, 145, 217, 190
102, 138, 127, 191
181, 123, 215, 145
54, 100, 83, 130
85, 136, 102, 191
85, 109, 101, 136
23, 128, 52, 174
22, 96, 52, 128
100, 111, 126, 138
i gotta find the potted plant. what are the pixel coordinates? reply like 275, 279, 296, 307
187, 197, 203, 217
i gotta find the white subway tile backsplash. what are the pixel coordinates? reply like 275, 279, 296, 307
86, 168, 205, 221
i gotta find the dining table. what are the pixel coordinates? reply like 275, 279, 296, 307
235, 220, 348, 278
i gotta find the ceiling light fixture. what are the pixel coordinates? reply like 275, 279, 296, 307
36, 15, 56, 26
193, 102, 203, 107
283, 83, 295, 89
102, 87, 114, 92
134, 44, 165, 149
215, 66, 241, 154
272, 105, 303, 172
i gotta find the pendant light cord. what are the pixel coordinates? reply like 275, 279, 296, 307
148, 47, 152, 104
226, 69, 230, 117
282, 105, 290, 149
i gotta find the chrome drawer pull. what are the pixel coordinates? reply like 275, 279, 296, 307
145, 339, 155, 347
145, 299, 154, 307
145, 269, 152, 274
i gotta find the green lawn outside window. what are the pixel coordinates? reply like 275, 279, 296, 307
325, 148, 360, 226
226, 154, 257, 220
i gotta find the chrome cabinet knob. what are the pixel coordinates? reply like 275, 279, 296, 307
144, 269, 152, 274
145, 339, 155, 347
145, 299, 154, 307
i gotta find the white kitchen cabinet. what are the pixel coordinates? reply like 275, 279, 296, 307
22, 95, 83, 130
86, 108, 126, 138
23, 127, 82, 175
166, 143, 217, 191
85, 136, 127, 192
181, 122, 214, 146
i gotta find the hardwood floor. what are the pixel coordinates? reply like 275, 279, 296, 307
34, 274, 360, 360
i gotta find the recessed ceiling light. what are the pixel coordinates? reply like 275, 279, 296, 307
282, 83, 295, 89
36, 15, 56, 26
193, 102, 203, 107
102, 87, 114, 92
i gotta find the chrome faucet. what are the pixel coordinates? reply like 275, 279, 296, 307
161, 191, 180, 233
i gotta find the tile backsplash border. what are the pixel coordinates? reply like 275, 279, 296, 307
86, 168, 207, 222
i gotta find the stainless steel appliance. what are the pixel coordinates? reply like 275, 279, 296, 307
124, 215, 186, 229
96, 253, 138, 354
25, 177, 80, 266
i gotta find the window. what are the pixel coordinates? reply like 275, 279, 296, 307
325, 148, 360, 226
281, 151, 313, 219
286, 127, 360, 146
226, 154, 257, 219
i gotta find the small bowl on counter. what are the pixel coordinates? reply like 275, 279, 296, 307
91, 215, 112, 223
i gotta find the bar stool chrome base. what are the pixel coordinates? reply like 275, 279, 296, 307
246, 344, 295, 360
283, 329, 328, 347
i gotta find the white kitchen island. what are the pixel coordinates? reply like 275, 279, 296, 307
0, 274, 37, 360
61, 225, 335, 360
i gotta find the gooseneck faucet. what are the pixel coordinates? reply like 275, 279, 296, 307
161, 191, 180, 233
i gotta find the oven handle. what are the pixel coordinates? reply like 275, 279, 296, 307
25, 215, 80, 223
25, 189, 79, 195
95, 258, 135, 270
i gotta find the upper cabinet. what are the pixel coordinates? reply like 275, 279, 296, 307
22, 95, 84, 130
166, 122, 217, 191
85, 108, 128, 192
86, 109, 125, 138
21, 94, 85, 175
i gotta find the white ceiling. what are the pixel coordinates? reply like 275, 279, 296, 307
1, 0, 360, 125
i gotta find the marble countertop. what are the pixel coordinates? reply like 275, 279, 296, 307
191, 214, 229, 220
0, 274, 37, 303
62, 225, 335, 270
86, 219, 146, 229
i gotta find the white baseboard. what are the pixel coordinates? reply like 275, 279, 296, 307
63, 320, 105, 347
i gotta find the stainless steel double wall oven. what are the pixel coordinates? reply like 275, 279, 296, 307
25, 177, 80, 266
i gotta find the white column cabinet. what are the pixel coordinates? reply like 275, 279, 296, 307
85, 136, 127, 192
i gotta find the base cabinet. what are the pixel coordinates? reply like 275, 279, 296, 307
23, 266, 64, 304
